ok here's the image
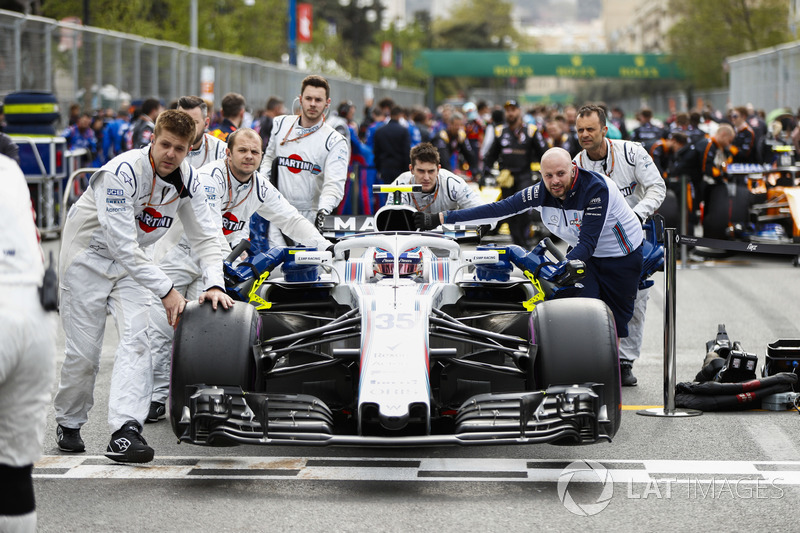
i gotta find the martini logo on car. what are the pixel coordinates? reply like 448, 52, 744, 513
222, 212, 246, 235
136, 207, 173, 233
278, 154, 322, 175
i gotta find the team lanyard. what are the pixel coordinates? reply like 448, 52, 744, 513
411, 182, 439, 212
145, 152, 183, 207
192, 135, 211, 167
579, 138, 616, 177
223, 160, 254, 211
280, 115, 325, 146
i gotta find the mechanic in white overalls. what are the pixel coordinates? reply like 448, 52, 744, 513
147, 128, 332, 420
261, 75, 350, 247
0, 154, 57, 532
53, 110, 233, 463
390, 142, 485, 214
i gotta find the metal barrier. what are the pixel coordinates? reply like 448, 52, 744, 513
60, 167, 99, 230
11, 136, 61, 236
9, 135, 81, 237
728, 40, 800, 112
0, 9, 423, 121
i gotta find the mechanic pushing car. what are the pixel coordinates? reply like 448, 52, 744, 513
147, 128, 333, 422
574, 104, 666, 386
388, 142, 484, 213
143, 95, 226, 423
53, 110, 233, 464
415, 146, 643, 342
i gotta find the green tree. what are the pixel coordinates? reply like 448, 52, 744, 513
39, 0, 286, 62
304, 0, 384, 79
667, 0, 793, 89
295, 8, 430, 87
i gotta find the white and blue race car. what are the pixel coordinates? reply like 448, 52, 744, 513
169, 186, 660, 447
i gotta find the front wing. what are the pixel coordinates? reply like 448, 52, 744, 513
175, 384, 613, 447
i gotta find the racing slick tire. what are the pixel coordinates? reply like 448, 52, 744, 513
656, 189, 679, 230
169, 301, 260, 438
530, 298, 621, 441
703, 182, 750, 240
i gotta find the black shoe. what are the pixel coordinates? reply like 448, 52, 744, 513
620, 362, 638, 387
146, 401, 166, 423
56, 425, 85, 453
105, 420, 154, 464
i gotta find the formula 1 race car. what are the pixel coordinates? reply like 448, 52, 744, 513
169, 187, 627, 448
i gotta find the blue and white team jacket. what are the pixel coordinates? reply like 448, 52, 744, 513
444, 167, 643, 263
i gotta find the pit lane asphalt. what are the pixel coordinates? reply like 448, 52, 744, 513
33, 238, 800, 532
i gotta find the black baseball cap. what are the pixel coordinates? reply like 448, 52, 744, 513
504, 99, 520, 108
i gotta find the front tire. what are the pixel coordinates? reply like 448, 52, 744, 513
169, 301, 260, 438
530, 298, 621, 440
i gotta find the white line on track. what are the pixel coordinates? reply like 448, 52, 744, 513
33, 456, 800, 484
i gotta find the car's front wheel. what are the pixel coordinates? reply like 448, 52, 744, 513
169, 301, 260, 439
529, 297, 621, 440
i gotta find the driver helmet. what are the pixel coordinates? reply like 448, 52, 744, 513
373, 247, 423, 277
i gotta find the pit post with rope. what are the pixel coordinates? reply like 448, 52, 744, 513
638, 226, 702, 418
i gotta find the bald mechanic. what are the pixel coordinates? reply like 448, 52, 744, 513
415, 147, 643, 342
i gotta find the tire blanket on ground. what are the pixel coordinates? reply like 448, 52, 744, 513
675, 372, 798, 411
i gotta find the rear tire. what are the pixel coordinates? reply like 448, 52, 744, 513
530, 298, 621, 440
703, 183, 730, 239
703, 182, 750, 240
169, 301, 260, 438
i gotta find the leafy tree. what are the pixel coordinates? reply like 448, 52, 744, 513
667, 0, 793, 89
39, 0, 286, 62
304, 0, 384, 78
297, 5, 431, 88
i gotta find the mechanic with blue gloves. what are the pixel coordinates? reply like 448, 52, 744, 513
415, 147, 643, 341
